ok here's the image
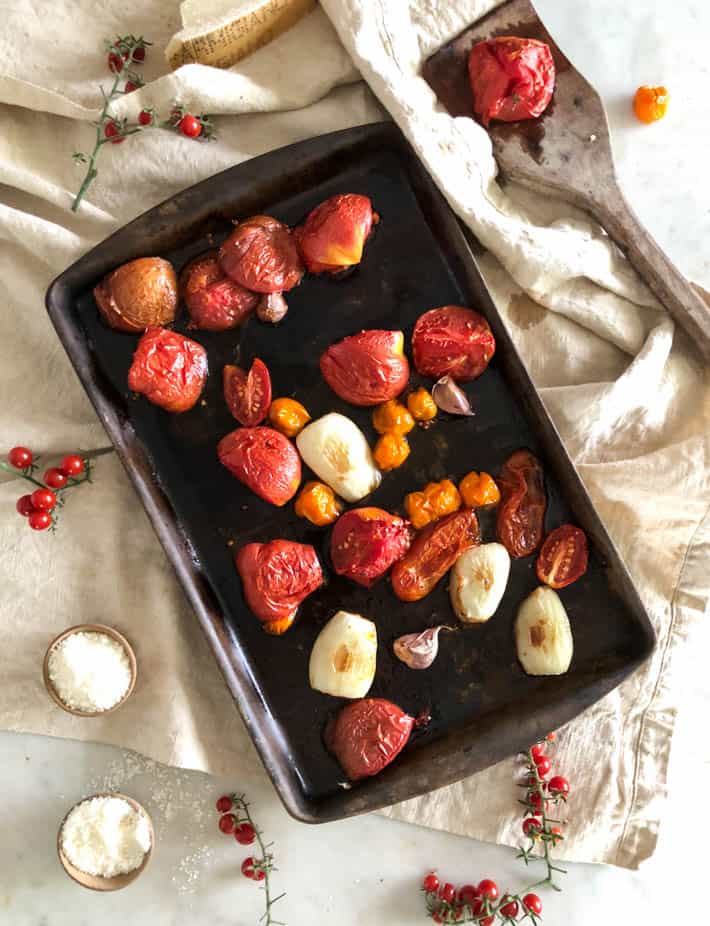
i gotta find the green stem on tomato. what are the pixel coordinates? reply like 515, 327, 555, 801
0, 459, 45, 488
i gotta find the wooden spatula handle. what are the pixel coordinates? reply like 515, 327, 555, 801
594, 187, 710, 362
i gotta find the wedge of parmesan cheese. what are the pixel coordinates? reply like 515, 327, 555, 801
166, 0, 317, 70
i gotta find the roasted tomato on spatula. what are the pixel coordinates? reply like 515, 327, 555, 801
223, 359, 272, 426
218, 426, 301, 506
320, 329, 410, 406
295, 193, 378, 274
468, 36, 555, 126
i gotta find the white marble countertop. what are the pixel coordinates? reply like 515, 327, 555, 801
3, 2, 709, 924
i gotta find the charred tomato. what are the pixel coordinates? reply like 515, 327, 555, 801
537, 524, 588, 589
330, 507, 412, 587
217, 426, 301, 506
295, 193, 377, 274
325, 698, 414, 780
223, 359, 272, 427
94, 257, 177, 332
180, 250, 258, 331
412, 306, 495, 382
497, 450, 547, 558
219, 215, 303, 294
127, 327, 207, 413
320, 330, 410, 406
391, 508, 480, 602
468, 36, 555, 126
235, 539, 323, 627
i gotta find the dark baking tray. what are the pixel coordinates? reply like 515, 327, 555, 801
46, 122, 654, 823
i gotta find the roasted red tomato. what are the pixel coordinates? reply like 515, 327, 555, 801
468, 37, 555, 126
94, 257, 177, 333
391, 508, 480, 602
180, 250, 258, 331
412, 306, 495, 383
127, 327, 207, 413
320, 330, 410, 406
295, 193, 377, 274
330, 507, 412, 587
217, 426, 301, 506
325, 698, 414, 781
223, 359, 272, 426
235, 539, 323, 627
537, 524, 588, 589
219, 215, 303, 294
497, 449, 547, 558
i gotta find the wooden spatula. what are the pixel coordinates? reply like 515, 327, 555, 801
422, 0, 710, 361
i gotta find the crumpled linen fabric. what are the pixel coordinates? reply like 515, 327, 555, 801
0, 0, 707, 870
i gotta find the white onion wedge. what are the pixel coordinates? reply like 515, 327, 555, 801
450, 543, 510, 624
309, 610, 377, 698
296, 412, 381, 503
515, 587, 573, 676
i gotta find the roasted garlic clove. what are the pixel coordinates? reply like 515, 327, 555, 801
296, 412, 381, 503
393, 626, 447, 669
309, 611, 377, 699
450, 543, 510, 624
515, 586, 573, 676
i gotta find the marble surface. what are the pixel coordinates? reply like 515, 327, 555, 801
3, 2, 709, 925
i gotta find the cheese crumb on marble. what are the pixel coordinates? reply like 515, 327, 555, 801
48, 631, 131, 712
60, 796, 151, 877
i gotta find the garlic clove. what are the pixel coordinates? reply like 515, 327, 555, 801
450, 543, 510, 623
393, 626, 448, 669
432, 375, 474, 416
309, 610, 377, 698
515, 587, 573, 676
296, 412, 381, 503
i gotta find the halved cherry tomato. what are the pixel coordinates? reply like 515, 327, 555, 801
295, 193, 377, 274
219, 215, 303, 293
217, 426, 301, 506
412, 306, 495, 382
127, 327, 207, 413
391, 508, 480, 601
496, 450, 546, 558
536, 524, 588, 589
320, 330, 410, 406
180, 250, 258, 331
223, 359, 272, 426
235, 539, 323, 625
325, 698, 414, 780
330, 507, 412, 587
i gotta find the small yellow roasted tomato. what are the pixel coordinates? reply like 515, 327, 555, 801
405, 479, 461, 529
459, 471, 501, 508
373, 433, 410, 471
294, 481, 342, 526
406, 387, 437, 422
372, 399, 415, 436
268, 397, 311, 438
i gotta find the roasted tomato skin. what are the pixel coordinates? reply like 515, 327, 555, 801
235, 539, 323, 626
94, 257, 178, 333
223, 359, 272, 426
180, 250, 258, 331
219, 215, 303, 294
330, 507, 413, 587
217, 426, 301, 506
391, 508, 480, 602
537, 524, 588, 589
497, 450, 547, 558
325, 698, 414, 781
320, 330, 410, 406
468, 37, 555, 126
412, 306, 495, 383
127, 327, 207, 413
296, 194, 376, 274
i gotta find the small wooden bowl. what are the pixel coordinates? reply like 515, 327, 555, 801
43, 623, 137, 717
57, 792, 153, 891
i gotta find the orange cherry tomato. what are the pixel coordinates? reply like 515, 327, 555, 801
268, 397, 311, 437
372, 400, 415, 436
294, 481, 342, 526
459, 471, 501, 508
373, 433, 410, 471
404, 479, 461, 530
536, 524, 588, 589
633, 85, 668, 124
406, 388, 437, 422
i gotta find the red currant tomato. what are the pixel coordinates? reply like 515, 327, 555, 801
104, 122, 125, 144
8, 446, 32, 469
535, 756, 552, 777
530, 743, 545, 760
234, 822, 256, 845
132, 46, 146, 62
28, 510, 52, 531
548, 775, 570, 797
31, 488, 56, 511
477, 879, 498, 901
16, 495, 35, 517
61, 455, 85, 477
241, 857, 256, 879
179, 114, 202, 138
44, 468, 68, 489
215, 794, 232, 813
499, 899, 520, 920
218, 813, 236, 834
522, 817, 541, 836
439, 883, 455, 904
422, 873, 440, 894
457, 884, 479, 905
138, 110, 153, 125
108, 52, 124, 72
523, 893, 543, 916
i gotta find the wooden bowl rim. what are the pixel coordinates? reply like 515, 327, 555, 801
57, 792, 153, 891
43, 623, 137, 717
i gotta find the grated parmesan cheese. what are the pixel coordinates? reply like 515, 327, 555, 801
60, 796, 152, 877
48, 631, 132, 712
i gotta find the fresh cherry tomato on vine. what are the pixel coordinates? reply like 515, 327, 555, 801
61, 454, 85, 477
496, 449, 546, 558
439, 883, 456, 904
107, 52, 124, 72
537, 524, 588, 589
132, 46, 146, 63
422, 873, 440, 894
457, 885, 480, 905
124, 80, 139, 93
535, 756, 552, 777
477, 879, 498, 901
179, 114, 202, 138
479, 917, 494, 926
104, 121, 125, 144
499, 899, 520, 920
31, 488, 56, 511
528, 791, 544, 812
28, 510, 52, 531
44, 468, 68, 489
216, 795, 232, 813
16, 495, 35, 517
241, 857, 257, 879
548, 775, 570, 797
223, 359, 272, 427
234, 822, 256, 845
523, 893, 543, 916
218, 813, 236, 834
530, 742, 546, 760
8, 446, 33, 469
138, 109, 153, 125
522, 817, 541, 836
